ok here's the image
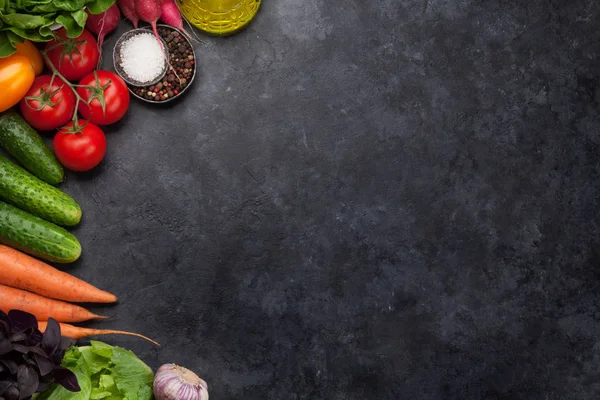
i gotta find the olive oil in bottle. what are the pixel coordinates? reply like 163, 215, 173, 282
177, 0, 262, 36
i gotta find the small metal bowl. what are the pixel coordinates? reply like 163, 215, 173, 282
113, 28, 169, 87
126, 25, 197, 105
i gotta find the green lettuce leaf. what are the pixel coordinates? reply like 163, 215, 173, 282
111, 347, 154, 400
35, 348, 92, 400
90, 341, 113, 359
36, 341, 154, 400
80, 348, 109, 375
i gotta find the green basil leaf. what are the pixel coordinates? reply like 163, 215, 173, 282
0, 0, 105, 45
20, 0, 54, 12
51, 0, 87, 12
28, 4, 59, 13
55, 13, 84, 38
6, 31, 24, 45
20, 0, 53, 5
1, 13, 48, 29
3, 26, 45, 42
85, 0, 115, 15
71, 9, 87, 27
0, 31, 17, 57
38, 19, 57, 39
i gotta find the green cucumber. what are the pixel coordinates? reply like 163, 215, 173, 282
0, 111, 64, 185
0, 201, 81, 263
0, 155, 81, 226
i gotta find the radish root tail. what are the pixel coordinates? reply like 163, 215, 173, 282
96, 14, 106, 68
152, 24, 182, 83
183, 17, 204, 44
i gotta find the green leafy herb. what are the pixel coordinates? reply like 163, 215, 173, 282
84, 0, 114, 15
0, 0, 114, 57
35, 341, 154, 400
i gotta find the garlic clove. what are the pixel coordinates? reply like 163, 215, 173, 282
154, 363, 209, 400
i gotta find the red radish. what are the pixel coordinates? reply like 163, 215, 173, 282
118, 0, 139, 28
160, 0, 194, 40
86, 4, 121, 57
135, 0, 178, 76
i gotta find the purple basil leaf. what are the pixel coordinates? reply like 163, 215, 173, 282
4, 385, 19, 400
0, 381, 12, 395
7, 312, 37, 334
16, 365, 38, 399
1, 361, 17, 375
27, 347, 46, 357
52, 367, 80, 392
40, 320, 59, 357
36, 379, 51, 393
28, 331, 43, 346
8, 333, 26, 343
0, 340, 11, 356
58, 337, 74, 353
24, 357, 38, 369
10, 345, 28, 354
33, 353, 53, 377
0, 322, 8, 339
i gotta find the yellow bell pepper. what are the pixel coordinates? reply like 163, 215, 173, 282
0, 55, 35, 112
14, 41, 44, 76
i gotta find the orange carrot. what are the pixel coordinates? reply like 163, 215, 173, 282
0, 245, 117, 303
38, 321, 160, 346
0, 285, 107, 323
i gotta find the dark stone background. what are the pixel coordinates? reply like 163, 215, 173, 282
59, 0, 600, 398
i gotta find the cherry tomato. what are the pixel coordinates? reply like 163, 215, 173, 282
14, 41, 44, 76
20, 75, 76, 131
0, 55, 35, 112
54, 121, 107, 171
77, 71, 130, 125
44, 29, 99, 81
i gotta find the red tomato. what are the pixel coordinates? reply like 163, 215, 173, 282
54, 121, 107, 171
19, 75, 76, 131
77, 71, 130, 125
44, 29, 99, 81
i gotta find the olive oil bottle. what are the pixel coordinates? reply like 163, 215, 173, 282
177, 0, 262, 36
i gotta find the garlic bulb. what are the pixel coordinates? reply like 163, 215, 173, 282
153, 363, 209, 400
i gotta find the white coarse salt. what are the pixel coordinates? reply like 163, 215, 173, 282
119, 32, 165, 84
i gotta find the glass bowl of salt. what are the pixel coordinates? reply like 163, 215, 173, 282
113, 29, 169, 87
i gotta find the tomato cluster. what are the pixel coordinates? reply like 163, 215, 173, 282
14, 28, 131, 172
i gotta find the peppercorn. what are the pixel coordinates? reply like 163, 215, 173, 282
131, 26, 195, 102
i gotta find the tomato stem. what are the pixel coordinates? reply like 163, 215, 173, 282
41, 50, 92, 132
23, 84, 64, 111
41, 42, 112, 133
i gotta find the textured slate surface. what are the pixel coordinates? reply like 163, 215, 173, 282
59, 0, 600, 398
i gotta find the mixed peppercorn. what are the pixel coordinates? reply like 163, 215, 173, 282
133, 27, 195, 102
